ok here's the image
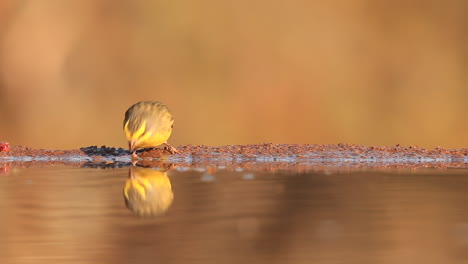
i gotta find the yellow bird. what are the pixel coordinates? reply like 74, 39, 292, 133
123, 101, 177, 158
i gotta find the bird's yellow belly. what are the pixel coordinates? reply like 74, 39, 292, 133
136, 131, 171, 148
124, 120, 172, 150
133, 129, 172, 149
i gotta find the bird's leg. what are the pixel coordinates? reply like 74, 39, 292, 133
129, 141, 138, 159
163, 143, 179, 154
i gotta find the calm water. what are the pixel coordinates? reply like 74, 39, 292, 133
1, 165, 468, 264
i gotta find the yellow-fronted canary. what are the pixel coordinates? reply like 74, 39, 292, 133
123, 101, 177, 157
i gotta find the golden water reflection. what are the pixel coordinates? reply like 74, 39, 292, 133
124, 166, 174, 217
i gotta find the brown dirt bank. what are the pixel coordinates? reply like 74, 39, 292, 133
0, 143, 467, 170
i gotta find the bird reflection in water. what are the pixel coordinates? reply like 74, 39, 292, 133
124, 165, 174, 217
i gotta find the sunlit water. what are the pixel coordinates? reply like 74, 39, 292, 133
1, 166, 468, 264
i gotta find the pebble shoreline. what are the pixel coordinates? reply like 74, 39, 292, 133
0, 143, 467, 170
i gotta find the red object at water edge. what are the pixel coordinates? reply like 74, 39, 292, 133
0, 166, 9, 175
0, 142, 10, 152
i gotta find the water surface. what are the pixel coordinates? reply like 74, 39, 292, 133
1, 166, 468, 264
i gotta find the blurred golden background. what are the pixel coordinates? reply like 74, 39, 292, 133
0, 0, 466, 149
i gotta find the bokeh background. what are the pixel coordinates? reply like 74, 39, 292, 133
0, 0, 466, 149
